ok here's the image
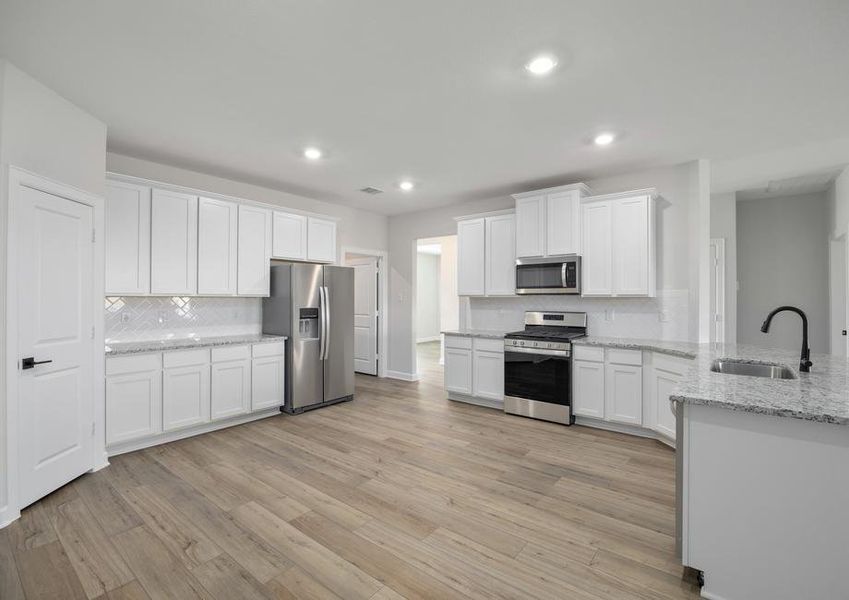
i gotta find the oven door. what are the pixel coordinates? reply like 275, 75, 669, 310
504, 347, 571, 405
515, 256, 580, 294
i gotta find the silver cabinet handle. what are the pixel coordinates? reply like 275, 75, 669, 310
323, 286, 331, 360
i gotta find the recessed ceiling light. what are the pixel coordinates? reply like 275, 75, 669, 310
525, 55, 557, 76
303, 147, 322, 160
594, 133, 615, 146
399, 180, 415, 191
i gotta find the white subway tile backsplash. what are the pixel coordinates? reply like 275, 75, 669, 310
105, 296, 262, 342
469, 289, 690, 340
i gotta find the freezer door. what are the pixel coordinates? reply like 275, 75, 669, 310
290, 263, 324, 410
323, 266, 355, 402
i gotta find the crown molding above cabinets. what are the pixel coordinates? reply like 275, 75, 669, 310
105, 174, 339, 298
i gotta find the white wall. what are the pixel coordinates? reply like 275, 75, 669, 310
387, 161, 708, 378
737, 193, 830, 353
710, 192, 738, 344
437, 236, 459, 333
106, 153, 389, 257
0, 60, 107, 524
415, 252, 440, 342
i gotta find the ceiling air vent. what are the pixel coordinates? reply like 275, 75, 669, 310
359, 186, 384, 195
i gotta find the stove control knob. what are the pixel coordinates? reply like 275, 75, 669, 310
519, 341, 525, 346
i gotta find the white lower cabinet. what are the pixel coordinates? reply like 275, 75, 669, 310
163, 349, 211, 432
105, 354, 162, 445
605, 362, 643, 425
211, 346, 251, 420
106, 341, 285, 452
444, 335, 504, 405
572, 359, 605, 418
648, 354, 689, 440
252, 342, 286, 410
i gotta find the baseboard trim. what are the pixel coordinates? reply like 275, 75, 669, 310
0, 507, 22, 530
106, 408, 282, 457
448, 392, 503, 410
385, 370, 421, 382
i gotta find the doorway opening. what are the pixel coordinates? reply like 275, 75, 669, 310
342, 247, 388, 377
414, 236, 458, 380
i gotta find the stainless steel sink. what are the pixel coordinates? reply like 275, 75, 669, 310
710, 359, 797, 380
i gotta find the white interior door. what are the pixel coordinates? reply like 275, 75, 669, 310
17, 185, 94, 508
350, 257, 378, 375
710, 238, 726, 344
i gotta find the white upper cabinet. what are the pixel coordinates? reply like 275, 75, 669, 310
457, 217, 486, 296
485, 213, 516, 296
272, 211, 307, 260
151, 189, 198, 295
515, 195, 545, 258
105, 180, 151, 295
546, 190, 582, 256
307, 217, 337, 263
238, 205, 272, 296
513, 184, 591, 259
198, 197, 238, 296
581, 189, 656, 297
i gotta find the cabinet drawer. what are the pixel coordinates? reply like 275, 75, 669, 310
163, 348, 210, 369
253, 341, 285, 358
445, 335, 473, 350
473, 337, 504, 353
573, 345, 604, 363
607, 348, 642, 366
211, 344, 251, 363
106, 353, 162, 376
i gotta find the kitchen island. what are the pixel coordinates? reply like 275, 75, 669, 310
671, 344, 849, 600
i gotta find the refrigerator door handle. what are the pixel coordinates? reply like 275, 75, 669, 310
319, 286, 327, 361
324, 286, 331, 361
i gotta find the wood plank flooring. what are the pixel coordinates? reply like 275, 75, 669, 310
1, 344, 700, 599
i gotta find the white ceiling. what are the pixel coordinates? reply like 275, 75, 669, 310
2, 1, 849, 216
737, 170, 842, 201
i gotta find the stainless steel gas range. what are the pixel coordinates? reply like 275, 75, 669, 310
503, 311, 587, 425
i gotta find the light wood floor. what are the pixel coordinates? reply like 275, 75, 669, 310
0, 345, 699, 599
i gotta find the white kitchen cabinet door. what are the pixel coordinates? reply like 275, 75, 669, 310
572, 359, 605, 418
612, 195, 650, 296
198, 197, 238, 295
106, 369, 162, 445
151, 189, 198, 295
251, 355, 285, 410
485, 214, 516, 296
651, 367, 679, 439
272, 211, 307, 260
581, 200, 612, 296
211, 359, 251, 420
457, 218, 486, 296
605, 363, 642, 425
105, 180, 151, 295
472, 349, 504, 401
163, 364, 211, 431
444, 348, 473, 394
515, 195, 545, 258
546, 191, 581, 256
238, 204, 272, 296
307, 217, 337, 263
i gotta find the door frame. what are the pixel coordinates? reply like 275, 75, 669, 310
2, 166, 106, 528
341, 245, 388, 378
709, 237, 726, 344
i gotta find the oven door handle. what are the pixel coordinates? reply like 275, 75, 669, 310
504, 346, 571, 358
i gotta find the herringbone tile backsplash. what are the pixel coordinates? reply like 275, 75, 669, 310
105, 296, 262, 342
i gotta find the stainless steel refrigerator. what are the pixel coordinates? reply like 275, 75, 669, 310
263, 263, 355, 413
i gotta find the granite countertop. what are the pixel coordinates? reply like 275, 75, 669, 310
573, 336, 700, 359
441, 329, 508, 340
577, 336, 849, 426
106, 334, 287, 356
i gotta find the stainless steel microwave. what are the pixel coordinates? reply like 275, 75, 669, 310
515, 255, 581, 295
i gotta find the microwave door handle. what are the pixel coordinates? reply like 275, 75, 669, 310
561, 263, 567, 288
